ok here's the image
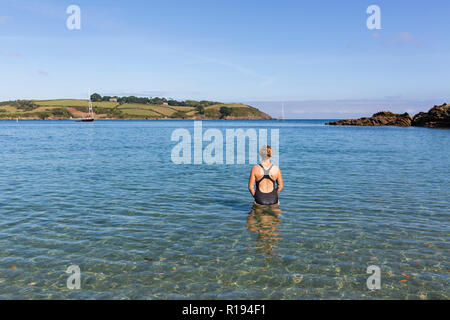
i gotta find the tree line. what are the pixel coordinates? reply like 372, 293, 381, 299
90, 93, 219, 108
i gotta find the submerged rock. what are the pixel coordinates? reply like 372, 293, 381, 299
326, 111, 412, 127
412, 103, 450, 128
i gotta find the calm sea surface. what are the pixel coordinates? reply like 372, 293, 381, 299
0, 120, 448, 299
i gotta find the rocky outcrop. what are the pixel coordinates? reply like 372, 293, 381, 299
412, 103, 450, 128
326, 111, 412, 127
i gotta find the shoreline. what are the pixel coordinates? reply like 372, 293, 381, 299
0, 98, 273, 121
0, 117, 278, 121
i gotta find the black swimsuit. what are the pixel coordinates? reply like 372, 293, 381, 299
254, 164, 278, 205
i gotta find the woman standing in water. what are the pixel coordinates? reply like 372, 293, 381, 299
248, 145, 283, 205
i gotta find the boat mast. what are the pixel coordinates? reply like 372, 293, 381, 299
88, 89, 93, 118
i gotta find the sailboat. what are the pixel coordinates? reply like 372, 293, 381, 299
75, 90, 95, 122
279, 102, 285, 121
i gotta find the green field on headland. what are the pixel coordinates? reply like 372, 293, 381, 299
0, 95, 272, 120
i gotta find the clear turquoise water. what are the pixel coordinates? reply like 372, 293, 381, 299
0, 120, 448, 299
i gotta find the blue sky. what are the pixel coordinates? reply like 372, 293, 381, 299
1, 0, 449, 118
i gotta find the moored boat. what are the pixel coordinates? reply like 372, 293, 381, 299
75, 90, 95, 122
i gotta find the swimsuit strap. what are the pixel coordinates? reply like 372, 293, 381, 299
259, 164, 273, 175
256, 164, 275, 185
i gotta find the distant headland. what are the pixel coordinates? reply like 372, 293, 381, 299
326, 103, 450, 128
0, 94, 273, 120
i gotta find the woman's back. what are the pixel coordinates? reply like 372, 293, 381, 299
254, 164, 279, 193
249, 145, 283, 205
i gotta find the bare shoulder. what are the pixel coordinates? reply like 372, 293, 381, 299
251, 165, 260, 173
272, 165, 282, 179
271, 165, 281, 173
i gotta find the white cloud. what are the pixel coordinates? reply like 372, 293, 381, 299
102, 91, 169, 97
371, 32, 381, 39
245, 99, 447, 119
383, 32, 423, 46
345, 39, 361, 49
199, 56, 274, 86
0, 16, 9, 24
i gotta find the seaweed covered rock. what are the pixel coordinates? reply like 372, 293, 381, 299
326, 111, 412, 127
412, 103, 450, 128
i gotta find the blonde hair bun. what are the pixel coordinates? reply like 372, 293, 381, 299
259, 145, 272, 159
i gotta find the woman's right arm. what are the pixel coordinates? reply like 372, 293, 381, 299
248, 166, 256, 197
